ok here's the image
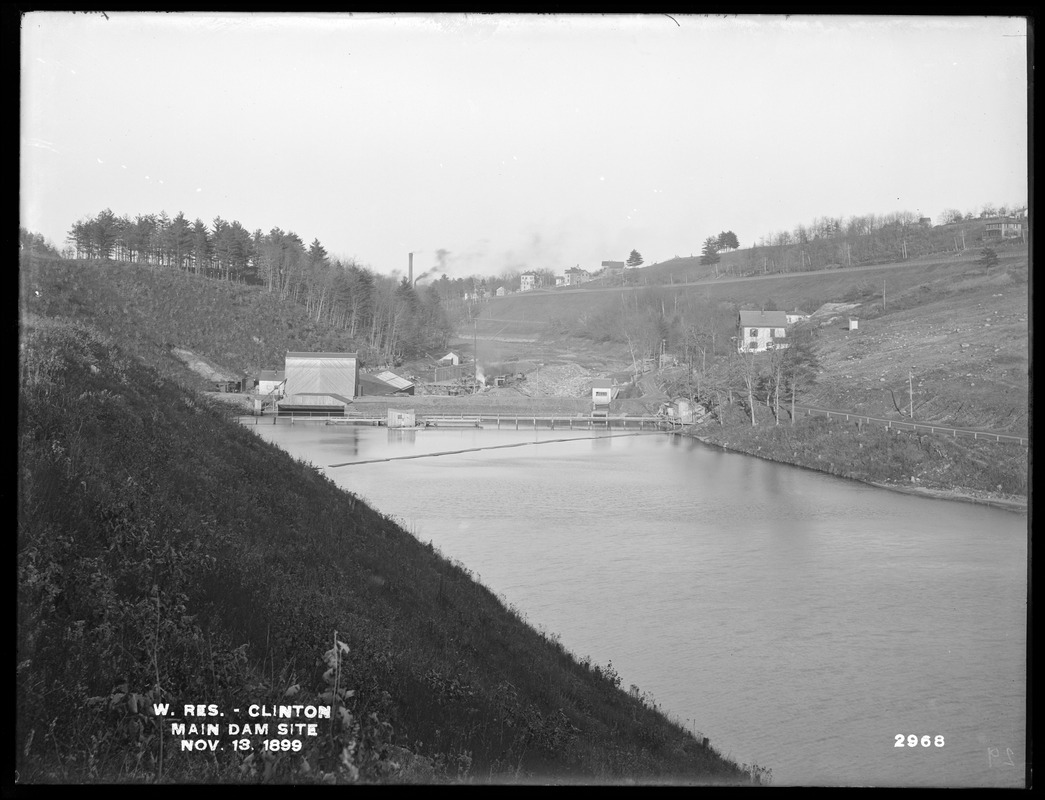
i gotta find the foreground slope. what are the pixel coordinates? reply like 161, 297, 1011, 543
17, 315, 753, 784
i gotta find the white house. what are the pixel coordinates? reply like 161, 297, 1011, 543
438, 351, 461, 366
520, 272, 540, 291
564, 267, 590, 286
737, 310, 789, 353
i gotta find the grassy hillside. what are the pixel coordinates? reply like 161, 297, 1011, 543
20, 256, 361, 391
17, 313, 757, 784
474, 246, 1026, 339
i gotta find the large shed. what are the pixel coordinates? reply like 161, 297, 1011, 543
284, 352, 359, 398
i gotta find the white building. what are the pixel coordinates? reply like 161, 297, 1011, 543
737, 310, 789, 353
520, 272, 540, 291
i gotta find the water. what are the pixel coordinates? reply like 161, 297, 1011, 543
242, 419, 1028, 787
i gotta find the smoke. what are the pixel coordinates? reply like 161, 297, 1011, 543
413, 267, 438, 286
475, 363, 486, 386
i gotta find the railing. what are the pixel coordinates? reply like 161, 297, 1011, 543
798, 406, 1028, 446
250, 413, 673, 430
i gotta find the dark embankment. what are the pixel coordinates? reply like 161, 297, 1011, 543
17, 316, 753, 784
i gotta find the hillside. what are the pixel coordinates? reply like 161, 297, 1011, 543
466, 246, 1029, 436
21, 256, 362, 392
17, 285, 756, 782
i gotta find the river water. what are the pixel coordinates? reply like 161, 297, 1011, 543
241, 419, 1028, 787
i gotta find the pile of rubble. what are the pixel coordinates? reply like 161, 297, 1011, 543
516, 362, 598, 398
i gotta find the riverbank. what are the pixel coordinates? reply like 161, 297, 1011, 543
680, 410, 1027, 513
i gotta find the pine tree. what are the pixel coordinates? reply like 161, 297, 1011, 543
700, 237, 721, 265
626, 249, 644, 268
977, 247, 999, 270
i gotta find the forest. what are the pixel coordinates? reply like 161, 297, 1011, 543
58, 211, 459, 366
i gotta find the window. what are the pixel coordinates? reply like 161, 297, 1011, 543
749, 328, 758, 337
775, 328, 785, 337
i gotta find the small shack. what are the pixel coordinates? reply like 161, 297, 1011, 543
387, 409, 417, 428
256, 369, 286, 397
438, 351, 461, 366
848, 318, 859, 331
591, 379, 615, 407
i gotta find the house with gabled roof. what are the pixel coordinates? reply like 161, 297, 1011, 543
737, 310, 789, 353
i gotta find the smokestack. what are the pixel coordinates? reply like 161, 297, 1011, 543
408, 252, 413, 286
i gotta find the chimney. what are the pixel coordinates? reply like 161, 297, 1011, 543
408, 252, 413, 286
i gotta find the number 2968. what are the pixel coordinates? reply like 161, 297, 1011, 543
895, 734, 944, 747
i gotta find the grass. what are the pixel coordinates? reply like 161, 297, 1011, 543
20, 256, 361, 391
691, 405, 1027, 503
17, 315, 760, 784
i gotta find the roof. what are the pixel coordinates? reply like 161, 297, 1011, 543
591, 379, 614, 389
601, 260, 625, 268
285, 352, 358, 359
375, 371, 414, 390
739, 310, 789, 328
257, 370, 285, 381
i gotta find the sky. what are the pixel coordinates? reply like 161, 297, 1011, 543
20, 13, 1028, 279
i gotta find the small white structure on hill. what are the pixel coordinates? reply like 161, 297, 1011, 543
438, 351, 461, 366
591, 379, 616, 406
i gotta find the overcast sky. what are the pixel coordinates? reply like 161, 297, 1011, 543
21, 13, 1028, 278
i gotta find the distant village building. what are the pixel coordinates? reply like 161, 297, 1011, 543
439, 351, 461, 366
918, 217, 933, 227
520, 271, 540, 292
984, 218, 1023, 238
496, 286, 507, 296
555, 276, 565, 287
564, 267, 591, 286
601, 260, 625, 279
737, 310, 789, 353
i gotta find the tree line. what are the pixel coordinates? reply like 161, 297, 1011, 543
62, 209, 455, 366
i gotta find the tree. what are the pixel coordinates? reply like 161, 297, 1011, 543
700, 237, 721, 266
780, 323, 820, 425
717, 230, 740, 251
938, 209, 964, 226
90, 208, 120, 260
977, 247, 999, 271
626, 249, 644, 268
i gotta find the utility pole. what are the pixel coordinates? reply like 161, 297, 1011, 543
473, 320, 478, 391
883, 278, 887, 313
909, 368, 914, 419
